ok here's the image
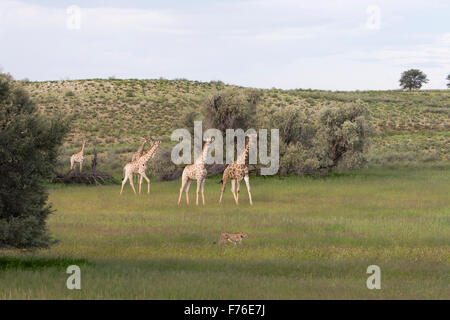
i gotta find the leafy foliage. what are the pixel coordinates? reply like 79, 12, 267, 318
0, 72, 69, 248
175, 88, 372, 177
202, 88, 261, 132
271, 101, 372, 175
399, 69, 428, 90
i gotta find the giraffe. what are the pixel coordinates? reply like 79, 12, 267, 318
120, 140, 161, 195
70, 139, 87, 172
219, 133, 256, 205
177, 138, 213, 206
132, 136, 153, 162
131, 135, 153, 183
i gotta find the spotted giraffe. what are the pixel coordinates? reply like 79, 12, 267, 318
219, 133, 256, 205
70, 139, 87, 172
177, 138, 213, 206
131, 136, 153, 183
132, 136, 153, 162
120, 140, 161, 195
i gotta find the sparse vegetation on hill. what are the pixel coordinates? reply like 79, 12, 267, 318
23, 79, 450, 176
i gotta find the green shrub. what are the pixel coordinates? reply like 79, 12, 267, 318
65, 90, 75, 97
0, 72, 69, 249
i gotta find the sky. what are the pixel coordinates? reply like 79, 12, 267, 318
0, 0, 449, 90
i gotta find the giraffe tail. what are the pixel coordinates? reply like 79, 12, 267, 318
218, 179, 223, 184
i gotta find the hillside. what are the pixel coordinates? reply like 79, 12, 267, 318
23, 79, 450, 173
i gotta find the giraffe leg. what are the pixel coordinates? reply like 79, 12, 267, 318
70, 157, 74, 170
235, 179, 242, 205
185, 180, 192, 205
128, 173, 137, 194
201, 179, 206, 205
120, 173, 128, 195
196, 179, 201, 206
244, 175, 253, 205
219, 176, 228, 204
231, 179, 238, 203
178, 175, 188, 205
79, 161, 83, 173
141, 172, 151, 194
138, 175, 143, 195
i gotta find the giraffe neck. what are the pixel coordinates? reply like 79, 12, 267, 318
194, 141, 210, 166
236, 139, 251, 164
137, 139, 146, 154
140, 142, 159, 163
81, 142, 85, 154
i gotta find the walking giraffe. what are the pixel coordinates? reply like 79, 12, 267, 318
70, 139, 87, 172
131, 136, 153, 183
132, 136, 153, 161
178, 138, 213, 206
219, 133, 256, 205
120, 140, 161, 195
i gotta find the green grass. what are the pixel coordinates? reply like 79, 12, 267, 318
1, 166, 449, 299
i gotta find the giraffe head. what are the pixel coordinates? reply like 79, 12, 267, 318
204, 137, 213, 145
203, 137, 214, 154
194, 137, 213, 164
140, 140, 161, 161
146, 135, 154, 145
150, 140, 161, 152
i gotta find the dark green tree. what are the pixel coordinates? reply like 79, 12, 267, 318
202, 88, 261, 132
0, 72, 69, 249
447, 74, 450, 89
399, 69, 428, 90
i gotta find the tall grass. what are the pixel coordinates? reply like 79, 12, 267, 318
1, 166, 448, 299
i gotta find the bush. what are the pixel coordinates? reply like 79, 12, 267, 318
0, 72, 69, 249
272, 101, 372, 175
177, 89, 372, 176
202, 88, 261, 132
146, 146, 183, 181
313, 101, 372, 171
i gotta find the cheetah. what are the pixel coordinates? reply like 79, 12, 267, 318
218, 232, 248, 245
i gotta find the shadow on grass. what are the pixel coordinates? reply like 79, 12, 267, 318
113, 256, 446, 280
0, 257, 92, 271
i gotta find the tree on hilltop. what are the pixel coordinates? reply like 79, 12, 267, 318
399, 69, 428, 91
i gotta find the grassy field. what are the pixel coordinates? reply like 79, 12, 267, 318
1, 165, 449, 299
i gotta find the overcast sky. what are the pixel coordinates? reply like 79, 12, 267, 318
0, 0, 449, 90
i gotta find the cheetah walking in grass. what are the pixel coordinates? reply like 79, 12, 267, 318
218, 232, 248, 245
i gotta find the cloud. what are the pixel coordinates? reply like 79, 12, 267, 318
0, 0, 449, 89
356, 33, 450, 66
0, 1, 178, 33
